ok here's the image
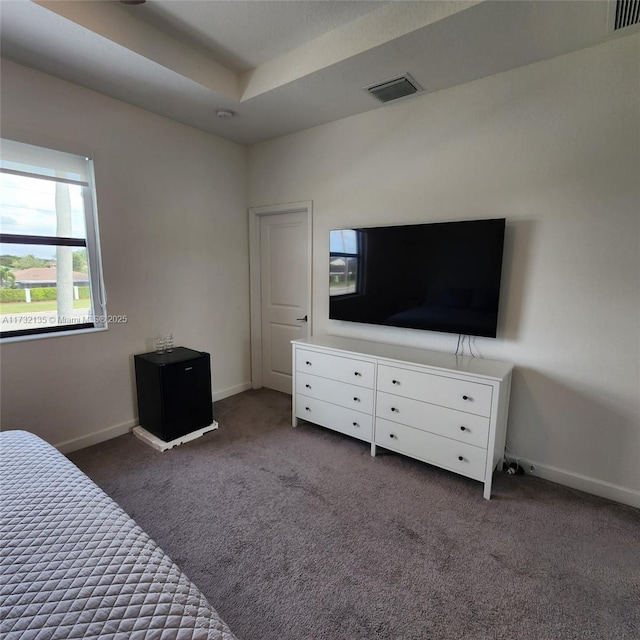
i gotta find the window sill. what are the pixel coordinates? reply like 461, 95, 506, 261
0, 325, 108, 344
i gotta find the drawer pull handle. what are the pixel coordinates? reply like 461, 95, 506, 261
458, 456, 464, 461
462, 395, 470, 401
306, 361, 312, 366
392, 379, 399, 385
305, 384, 311, 389
391, 407, 398, 413
353, 397, 360, 402
354, 371, 362, 377
352, 422, 359, 427
460, 426, 466, 431
305, 407, 311, 412
389, 433, 396, 439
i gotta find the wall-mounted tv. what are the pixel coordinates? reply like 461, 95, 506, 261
329, 218, 506, 338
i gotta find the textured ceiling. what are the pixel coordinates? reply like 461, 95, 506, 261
124, 0, 387, 73
0, 1, 632, 145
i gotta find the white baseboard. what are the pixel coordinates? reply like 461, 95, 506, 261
507, 455, 640, 509
213, 381, 252, 402
56, 420, 135, 455
56, 383, 252, 454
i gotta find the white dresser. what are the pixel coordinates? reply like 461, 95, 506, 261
292, 335, 513, 499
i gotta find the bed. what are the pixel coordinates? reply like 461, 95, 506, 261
0, 430, 238, 640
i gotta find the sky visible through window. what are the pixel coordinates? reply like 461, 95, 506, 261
330, 229, 357, 255
0, 174, 87, 259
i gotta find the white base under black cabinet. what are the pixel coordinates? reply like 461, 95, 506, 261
134, 347, 214, 443
292, 335, 513, 499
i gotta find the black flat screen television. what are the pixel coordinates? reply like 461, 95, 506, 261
329, 218, 506, 338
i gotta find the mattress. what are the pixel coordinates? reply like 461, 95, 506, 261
0, 430, 238, 640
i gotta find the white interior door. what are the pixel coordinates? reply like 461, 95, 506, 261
259, 210, 309, 393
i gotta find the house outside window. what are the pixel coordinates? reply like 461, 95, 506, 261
329, 229, 360, 296
0, 139, 107, 341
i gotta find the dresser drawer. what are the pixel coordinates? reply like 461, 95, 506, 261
296, 372, 374, 414
377, 364, 492, 417
375, 418, 486, 481
296, 349, 375, 388
296, 395, 373, 441
376, 391, 490, 448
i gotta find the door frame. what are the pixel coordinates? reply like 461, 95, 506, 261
249, 201, 313, 389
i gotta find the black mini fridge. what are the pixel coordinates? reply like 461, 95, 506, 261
134, 347, 213, 442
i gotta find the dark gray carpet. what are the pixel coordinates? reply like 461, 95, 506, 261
69, 389, 639, 640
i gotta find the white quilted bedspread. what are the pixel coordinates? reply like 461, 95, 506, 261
0, 430, 238, 640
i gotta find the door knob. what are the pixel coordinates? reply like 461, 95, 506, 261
296, 315, 308, 322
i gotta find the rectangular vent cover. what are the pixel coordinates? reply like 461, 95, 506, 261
365, 74, 422, 103
613, 0, 640, 30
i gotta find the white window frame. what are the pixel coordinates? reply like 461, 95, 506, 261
0, 139, 107, 342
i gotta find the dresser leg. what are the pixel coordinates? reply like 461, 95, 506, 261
483, 479, 492, 500
370, 443, 376, 457
292, 416, 298, 427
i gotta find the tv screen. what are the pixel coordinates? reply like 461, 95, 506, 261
329, 218, 506, 338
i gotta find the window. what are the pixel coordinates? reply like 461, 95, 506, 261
329, 229, 361, 296
0, 139, 106, 340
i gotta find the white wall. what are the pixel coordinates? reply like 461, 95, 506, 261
249, 35, 640, 502
0, 60, 251, 451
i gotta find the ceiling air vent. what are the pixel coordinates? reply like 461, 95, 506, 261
612, 0, 640, 30
364, 74, 422, 104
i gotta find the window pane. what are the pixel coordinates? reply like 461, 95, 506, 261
0, 242, 93, 335
330, 229, 358, 254
330, 229, 359, 296
1, 139, 105, 340
0, 174, 87, 239
330, 256, 358, 296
